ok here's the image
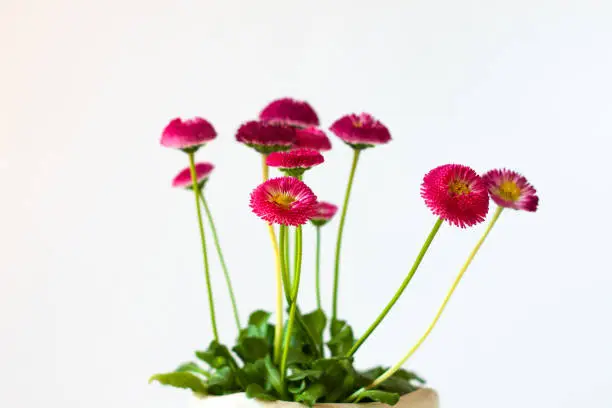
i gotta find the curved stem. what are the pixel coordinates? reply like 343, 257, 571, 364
187, 152, 219, 342
348, 208, 504, 402
286, 173, 303, 287
279, 225, 291, 299
280, 225, 322, 358
332, 149, 361, 324
346, 217, 444, 357
315, 226, 322, 310
285, 229, 292, 288
280, 226, 303, 385
262, 153, 284, 364
200, 193, 241, 330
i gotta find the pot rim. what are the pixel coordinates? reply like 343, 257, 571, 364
191, 388, 438, 407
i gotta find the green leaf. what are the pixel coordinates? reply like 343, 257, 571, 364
175, 362, 210, 378
240, 359, 267, 387
195, 350, 227, 369
241, 310, 275, 347
245, 384, 278, 401
393, 368, 426, 384
316, 358, 356, 402
286, 345, 313, 366
287, 368, 324, 381
287, 380, 307, 394
354, 390, 400, 405
249, 310, 271, 327
296, 383, 326, 406
207, 366, 239, 395
196, 341, 238, 370
149, 372, 207, 394
358, 367, 424, 395
301, 309, 327, 349
327, 319, 355, 357
263, 356, 283, 396
233, 337, 269, 363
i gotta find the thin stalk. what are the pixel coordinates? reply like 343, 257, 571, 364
279, 225, 291, 299
187, 152, 219, 341
199, 192, 241, 330
280, 225, 322, 358
280, 226, 303, 385
286, 173, 303, 287
315, 226, 322, 310
346, 218, 444, 357
347, 208, 503, 402
332, 149, 361, 324
262, 153, 284, 364
285, 228, 292, 287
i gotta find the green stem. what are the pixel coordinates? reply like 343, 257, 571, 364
280, 225, 291, 297
280, 225, 321, 358
348, 209, 503, 402
346, 217, 444, 358
286, 173, 303, 286
187, 152, 219, 342
199, 193, 241, 330
262, 153, 284, 364
332, 149, 361, 324
315, 226, 322, 310
280, 226, 303, 385
285, 230, 292, 288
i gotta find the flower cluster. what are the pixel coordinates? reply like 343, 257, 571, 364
153, 97, 540, 406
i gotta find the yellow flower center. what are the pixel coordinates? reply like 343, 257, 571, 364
497, 180, 521, 202
270, 192, 295, 209
448, 180, 471, 196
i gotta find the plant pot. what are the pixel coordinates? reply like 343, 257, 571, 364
190, 389, 439, 408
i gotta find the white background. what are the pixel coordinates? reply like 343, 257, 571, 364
2, 1, 611, 407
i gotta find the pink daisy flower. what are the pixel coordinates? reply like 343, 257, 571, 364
310, 201, 339, 227
160, 117, 217, 151
329, 113, 391, 149
482, 169, 539, 212
259, 98, 320, 128
421, 164, 490, 228
266, 148, 324, 177
293, 127, 332, 151
171, 162, 214, 190
250, 177, 318, 226
235, 120, 296, 154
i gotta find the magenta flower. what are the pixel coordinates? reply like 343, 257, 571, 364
266, 148, 324, 177
421, 164, 490, 228
259, 98, 320, 128
250, 177, 318, 226
293, 127, 332, 151
172, 162, 214, 190
330, 113, 391, 149
236, 120, 296, 154
310, 201, 339, 227
482, 169, 539, 212
160, 117, 217, 151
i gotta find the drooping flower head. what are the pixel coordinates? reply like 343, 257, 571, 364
310, 201, 339, 227
293, 127, 332, 151
160, 117, 217, 152
266, 148, 324, 177
482, 169, 539, 212
236, 121, 296, 154
172, 162, 214, 190
421, 164, 490, 228
259, 98, 320, 128
330, 113, 391, 149
250, 177, 318, 226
